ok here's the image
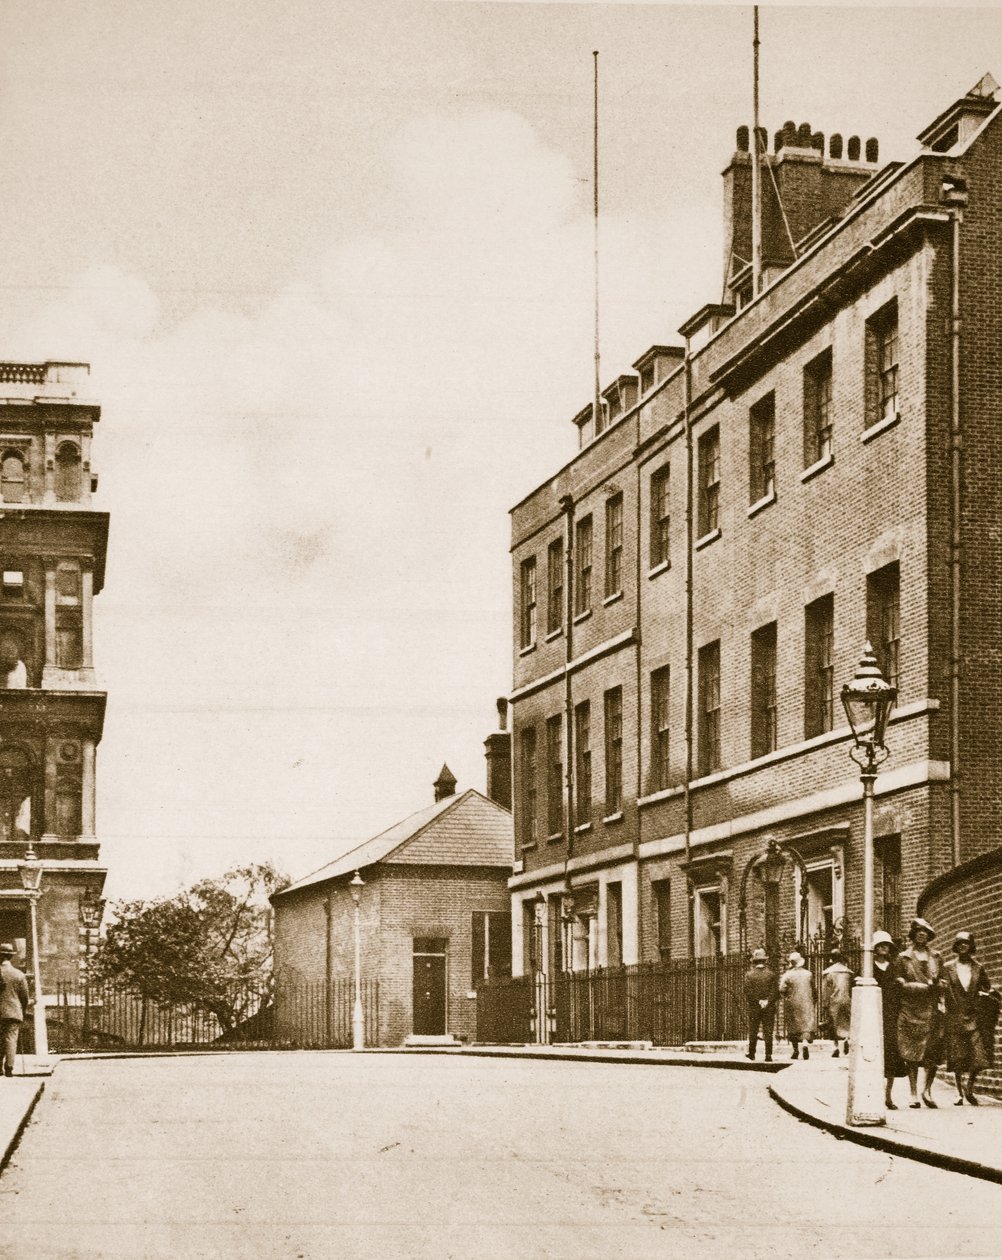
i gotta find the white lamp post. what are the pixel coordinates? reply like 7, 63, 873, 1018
350, 871, 365, 1051
841, 643, 896, 1126
17, 840, 47, 1058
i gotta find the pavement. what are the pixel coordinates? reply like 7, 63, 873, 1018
0, 1042, 999, 1188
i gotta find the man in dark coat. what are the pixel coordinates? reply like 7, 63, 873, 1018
0, 943, 29, 1077
743, 948, 778, 1061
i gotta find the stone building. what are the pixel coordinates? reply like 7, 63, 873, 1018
507, 77, 1002, 980
0, 361, 107, 1038
273, 738, 513, 1046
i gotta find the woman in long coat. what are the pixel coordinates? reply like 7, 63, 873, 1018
872, 930, 906, 1108
894, 917, 943, 1108
779, 951, 816, 1060
821, 948, 853, 1057
942, 930, 999, 1106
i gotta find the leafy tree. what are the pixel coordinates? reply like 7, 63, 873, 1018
91, 862, 288, 1035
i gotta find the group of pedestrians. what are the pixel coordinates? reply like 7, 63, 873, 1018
743, 918, 1000, 1107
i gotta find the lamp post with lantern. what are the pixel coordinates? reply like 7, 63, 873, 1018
17, 839, 47, 1058
350, 870, 365, 1051
841, 643, 896, 1126
78, 889, 105, 1044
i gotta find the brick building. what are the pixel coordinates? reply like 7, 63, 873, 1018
507, 77, 1002, 986
0, 361, 108, 1039
272, 754, 513, 1047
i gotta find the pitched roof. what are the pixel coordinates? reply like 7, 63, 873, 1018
276, 789, 513, 897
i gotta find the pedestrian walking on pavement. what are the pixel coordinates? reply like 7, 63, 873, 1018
894, 917, 944, 1108
872, 930, 906, 1109
780, 951, 815, 1060
942, 931, 1000, 1107
0, 943, 29, 1077
743, 948, 778, 1061
821, 947, 853, 1057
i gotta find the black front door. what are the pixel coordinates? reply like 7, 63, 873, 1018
412, 939, 447, 1036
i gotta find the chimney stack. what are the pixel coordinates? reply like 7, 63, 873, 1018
434, 764, 457, 802
484, 697, 512, 810
722, 116, 883, 305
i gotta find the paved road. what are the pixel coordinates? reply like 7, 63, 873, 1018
0, 1053, 999, 1259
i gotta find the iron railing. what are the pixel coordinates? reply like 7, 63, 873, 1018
476, 941, 860, 1046
47, 975, 380, 1052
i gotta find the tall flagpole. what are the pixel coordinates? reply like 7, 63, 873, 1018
751, 7, 762, 296
593, 50, 602, 432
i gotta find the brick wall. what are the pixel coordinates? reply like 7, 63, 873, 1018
508, 99, 1002, 985
273, 864, 510, 1046
918, 848, 1002, 1098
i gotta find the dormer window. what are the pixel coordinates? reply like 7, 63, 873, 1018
55, 442, 82, 502
1, 452, 25, 504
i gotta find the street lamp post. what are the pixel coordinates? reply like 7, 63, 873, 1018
760, 840, 785, 963
841, 643, 896, 1127
17, 840, 47, 1058
350, 870, 365, 1051
79, 890, 105, 1044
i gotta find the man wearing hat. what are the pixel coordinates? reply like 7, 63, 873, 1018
894, 917, 943, 1107
742, 947, 778, 1061
0, 943, 29, 1077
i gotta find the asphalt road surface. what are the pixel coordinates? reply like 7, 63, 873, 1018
0, 1053, 999, 1259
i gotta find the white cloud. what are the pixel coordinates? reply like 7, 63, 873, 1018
9, 106, 718, 899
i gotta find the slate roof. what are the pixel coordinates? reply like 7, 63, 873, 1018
276, 789, 513, 897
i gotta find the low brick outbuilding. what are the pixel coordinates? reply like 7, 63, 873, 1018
272, 770, 513, 1047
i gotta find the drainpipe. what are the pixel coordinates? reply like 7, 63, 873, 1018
945, 183, 967, 867
560, 493, 576, 899
683, 339, 695, 956
634, 422, 644, 962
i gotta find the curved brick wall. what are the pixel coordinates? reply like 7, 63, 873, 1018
917, 847, 1002, 1098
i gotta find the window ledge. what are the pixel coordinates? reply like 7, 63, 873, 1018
573, 609, 592, 625
544, 628, 563, 643
603, 591, 624, 607
862, 411, 900, 444
519, 842, 537, 854
603, 810, 624, 825
801, 452, 834, 483
518, 643, 536, 657
695, 528, 721, 551
747, 489, 776, 519
574, 822, 592, 835
647, 560, 670, 580
546, 832, 563, 845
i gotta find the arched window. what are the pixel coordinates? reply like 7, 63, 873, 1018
55, 442, 82, 502
0, 746, 33, 842
1, 452, 25, 504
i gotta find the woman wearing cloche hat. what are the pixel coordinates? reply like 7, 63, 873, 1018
941, 931, 999, 1105
894, 918, 944, 1107
872, 930, 906, 1108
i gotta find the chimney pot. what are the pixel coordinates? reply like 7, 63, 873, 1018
812, 131, 824, 152
496, 696, 508, 732
755, 126, 768, 154
797, 122, 812, 147
865, 137, 879, 163
847, 135, 861, 161
774, 129, 784, 152
783, 120, 796, 144
736, 125, 749, 152
829, 133, 843, 159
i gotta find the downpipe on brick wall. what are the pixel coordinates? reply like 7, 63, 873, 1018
944, 179, 967, 868
683, 338, 695, 954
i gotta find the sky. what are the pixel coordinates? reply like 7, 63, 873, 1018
0, 0, 998, 901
